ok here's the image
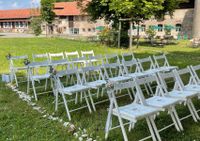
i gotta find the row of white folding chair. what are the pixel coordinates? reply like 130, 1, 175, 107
9, 55, 29, 87
105, 73, 182, 141
51, 53, 174, 121
52, 64, 107, 121
26, 52, 174, 102
105, 67, 200, 141
32, 50, 95, 61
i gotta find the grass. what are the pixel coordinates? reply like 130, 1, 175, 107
1, 38, 200, 140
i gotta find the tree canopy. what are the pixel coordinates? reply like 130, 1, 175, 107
78, 0, 187, 24
41, 0, 56, 24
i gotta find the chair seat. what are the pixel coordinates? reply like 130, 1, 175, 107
157, 66, 177, 72
184, 85, 200, 93
146, 96, 180, 109
14, 66, 28, 71
61, 85, 90, 95
112, 103, 160, 121
32, 74, 50, 80
86, 80, 106, 88
142, 69, 160, 76
109, 76, 132, 82
127, 72, 146, 78
167, 90, 198, 100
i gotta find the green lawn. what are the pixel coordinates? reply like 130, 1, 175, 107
1, 38, 200, 141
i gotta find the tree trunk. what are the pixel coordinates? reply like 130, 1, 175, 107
193, 0, 200, 38
136, 22, 140, 48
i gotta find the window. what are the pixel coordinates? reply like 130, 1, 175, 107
141, 25, 146, 32
74, 28, 79, 34
74, 16, 79, 21
88, 28, 91, 32
69, 28, 79, 34
42, 25, 46, 31
20, 22, 23, 28
93, 28, 96, 32
158, 24, 163, 32
81, 16, 85, 21
176, 24, 182, 32
82, 28, 85, 32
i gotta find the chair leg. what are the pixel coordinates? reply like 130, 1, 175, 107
127, 88, 133, 100
75, 92, 78, 104
14, 71, 19, 87
55, 92, 59, 111
61, 93, 71, 121
172, 106, 184, 131
45, 78, 48, 91
187, 101, 198, 122
88, 90, 96, 111
31, 80, 38, 101
188, 99, 200, 120
27, 74, 30, 94
117, 115, 128, 141
146, 117, 157, 141
84, 92, 92, 113
149, 116, 162, 141
169, 109, 181, 132
105, 103, 113, 140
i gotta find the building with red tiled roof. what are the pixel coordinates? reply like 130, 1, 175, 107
0, 2, 105, 36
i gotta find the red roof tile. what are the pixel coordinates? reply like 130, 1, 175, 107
0, 2, 86, 20
53, 2, 83, 16
0, 9, 40, 20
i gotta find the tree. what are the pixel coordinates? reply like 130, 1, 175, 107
30, 17, 42, 36
41, 0, 56, 35
56, 0, 72, 1
77, 0, 187, 48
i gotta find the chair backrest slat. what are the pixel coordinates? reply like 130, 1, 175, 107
65, 51, 80, 61
153, 54, 170, 68
49, 52, 65, 60
81, 50, 94, 58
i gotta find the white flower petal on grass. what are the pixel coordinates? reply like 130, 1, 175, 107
63, 122, 69, 127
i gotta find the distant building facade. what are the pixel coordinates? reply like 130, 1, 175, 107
0, 2, 105, 36
134, 8, 194, 39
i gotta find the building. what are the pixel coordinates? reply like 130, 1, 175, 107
0, 9, 39, 33
0, 2, 105, 36
0, 0, 200, 39
136, 8, 194, 39
133, 0, 200, 39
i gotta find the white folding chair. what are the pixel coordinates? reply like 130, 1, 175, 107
136, 75, 183, 132
81, 50, 95, 58
49, 52, 66, 70
9, 55, 28, 87
52, 67, 93, 121
65, 51, 80, 61
81, 65, 107, 108
122, 59, 144, 78
33, 53, 49, 62
103, 60, 131, 83
137, 56, 158, 76
189, 64, 200, 85
121, 52, 135, 62
157, 69, 200, 122
153, 54, 177, 72
103, 55, 133, 99
27, 61, 51, 101
88, 55, 104, 66
105, 80, 161, 141
49, 52, 65, 61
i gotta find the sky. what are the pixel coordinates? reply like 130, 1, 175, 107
0, 0, 41, 10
